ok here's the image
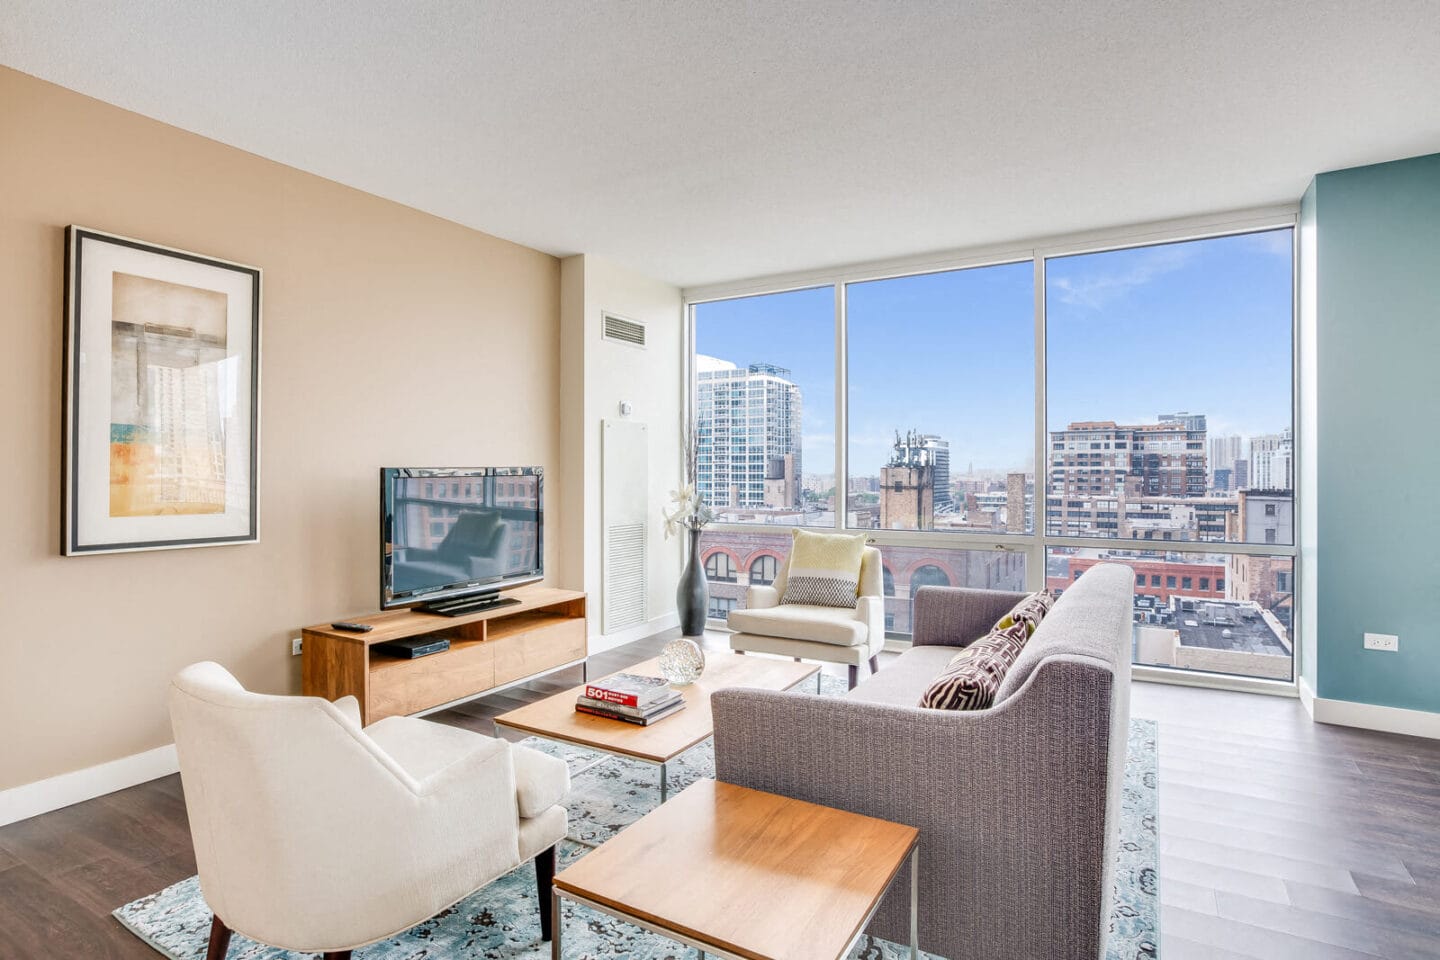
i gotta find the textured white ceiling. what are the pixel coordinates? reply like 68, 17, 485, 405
3, 1, 1438, 286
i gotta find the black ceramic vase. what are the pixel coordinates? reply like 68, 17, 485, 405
676, 527, 708, 637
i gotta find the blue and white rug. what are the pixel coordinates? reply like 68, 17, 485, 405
115, 689, 1159, 960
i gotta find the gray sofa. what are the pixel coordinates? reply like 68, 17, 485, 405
712, 562, 1134, 960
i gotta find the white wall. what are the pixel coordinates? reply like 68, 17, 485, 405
559, 254, 684, 651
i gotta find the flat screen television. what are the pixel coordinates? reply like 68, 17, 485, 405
380, 467, 543, 615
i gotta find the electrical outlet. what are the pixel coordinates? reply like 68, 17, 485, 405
291, 636, 304, 656
1363, 632, 1399, 652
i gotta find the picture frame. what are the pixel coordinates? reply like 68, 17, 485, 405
63, 226, 261, 554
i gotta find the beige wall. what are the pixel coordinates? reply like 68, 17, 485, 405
0, 67, 562, 791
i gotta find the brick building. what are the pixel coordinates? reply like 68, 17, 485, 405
1047, 552, 1227, 603
700, 528, 1025, 636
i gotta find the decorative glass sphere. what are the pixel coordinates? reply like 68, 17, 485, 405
659, 637, 705, 685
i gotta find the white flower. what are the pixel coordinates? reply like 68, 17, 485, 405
662, 503, 685, 539
661, 483, 711, 537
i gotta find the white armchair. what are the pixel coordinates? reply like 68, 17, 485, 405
168, 662, 568, 960
725, 546, 885, 689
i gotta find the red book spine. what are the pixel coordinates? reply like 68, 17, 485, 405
575, 703, 645, 725
584, 685, 639, 707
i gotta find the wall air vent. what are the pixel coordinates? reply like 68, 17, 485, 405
602, 420, 649, 634
602, 312, 647, 347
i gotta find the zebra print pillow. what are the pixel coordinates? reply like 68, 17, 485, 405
918, 619, 1032, 710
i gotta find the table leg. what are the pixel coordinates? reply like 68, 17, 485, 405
659, 761, 668, 802
551, 889, 562, 960
816, 671, 822, 694
909, 847, 919, 960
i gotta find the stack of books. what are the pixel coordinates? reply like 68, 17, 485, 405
576, 673, 685, 725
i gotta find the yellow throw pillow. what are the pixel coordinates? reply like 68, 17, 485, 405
780, 528, 867, 608
992, 591, 1054, 638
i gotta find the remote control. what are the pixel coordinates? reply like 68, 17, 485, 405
331, 622, 374, 633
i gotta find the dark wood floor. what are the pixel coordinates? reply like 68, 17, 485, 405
2, 631, 1437, 959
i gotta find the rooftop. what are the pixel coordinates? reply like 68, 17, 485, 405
1137, 596, 1289, 654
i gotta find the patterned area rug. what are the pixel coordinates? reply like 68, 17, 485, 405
115, 684, 1158, 960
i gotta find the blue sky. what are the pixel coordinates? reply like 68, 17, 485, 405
695, 228, 1293, 479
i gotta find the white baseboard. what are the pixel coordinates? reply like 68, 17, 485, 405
1298, 675, 1317, 718
588, 611, 681, 656
1301, 677, 1440, 739
1311, 696, 1440, 739
0, 743, 178, 828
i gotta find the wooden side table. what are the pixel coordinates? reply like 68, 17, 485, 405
551, 779, 919, 960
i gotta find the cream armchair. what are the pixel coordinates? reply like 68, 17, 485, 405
726, 546, 885, 689
169, 662, 569, 960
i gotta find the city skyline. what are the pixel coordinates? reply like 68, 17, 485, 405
694, 228, 1294, 486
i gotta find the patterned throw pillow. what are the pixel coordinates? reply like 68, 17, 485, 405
780, 528, 867, 608
919, 619, 1032, 710
992, 591, 1054, 638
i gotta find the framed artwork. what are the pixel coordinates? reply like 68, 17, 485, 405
63, 226, 261, 554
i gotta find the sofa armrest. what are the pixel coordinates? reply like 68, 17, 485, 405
410, 737, 523, 862
746, 584, 781, 609
911, 585, 1028, 647
712, 655, 1123, 959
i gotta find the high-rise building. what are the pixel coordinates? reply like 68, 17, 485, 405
919, 434, 951, 509
694, 355, 803, 512
1250, 429, 1293, 490
1209, 434, 1243, 489
1049, 417, 1206, 501
1047, 421, 1133, 500
1047, 417, 1208, 537
1131, 421, 1208, 496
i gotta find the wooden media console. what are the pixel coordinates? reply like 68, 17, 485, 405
301, 586, 587, 724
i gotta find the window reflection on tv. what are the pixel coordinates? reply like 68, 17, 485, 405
382, 468, 542, 607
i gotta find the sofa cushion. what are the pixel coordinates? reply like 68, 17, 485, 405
513, 743, 570, 818
845, 645, 957, 705
994, 591, 1054, 637
781, 528, 867, 608
727, 601, 867, 646
919, 620, 1031, 710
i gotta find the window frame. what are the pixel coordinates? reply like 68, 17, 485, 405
685, 204, 1301, 695
703, 550, 738, 583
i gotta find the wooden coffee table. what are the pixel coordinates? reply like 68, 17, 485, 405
551, 779, 919, 960
493, 651, 817, 801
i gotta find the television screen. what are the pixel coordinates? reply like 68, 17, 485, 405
381, 467, 543, 609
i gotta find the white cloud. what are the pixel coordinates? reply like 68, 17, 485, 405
1049, 244, 1198, 310
1236, 230, 1293, 258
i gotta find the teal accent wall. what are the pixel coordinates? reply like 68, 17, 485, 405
1312, 152, 1440, 711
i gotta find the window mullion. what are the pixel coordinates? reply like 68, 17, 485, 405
834, 280, 846, 531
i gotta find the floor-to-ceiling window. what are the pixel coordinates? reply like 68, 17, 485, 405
689, 212, 1297, 686
845, 261, 1034, 631
1044, 229, 1295, 681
